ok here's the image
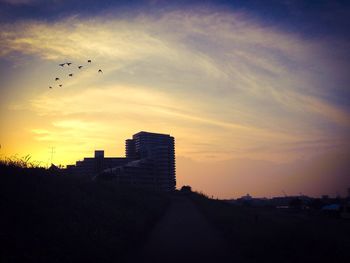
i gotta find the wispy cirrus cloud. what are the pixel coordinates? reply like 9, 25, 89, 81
1, 10, 349, 163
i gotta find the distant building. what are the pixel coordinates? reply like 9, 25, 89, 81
67, 150, 130, 177
67, 131, 176, 191
240, 193, 253, 201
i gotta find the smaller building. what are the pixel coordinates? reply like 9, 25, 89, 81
67, 150, 131, 177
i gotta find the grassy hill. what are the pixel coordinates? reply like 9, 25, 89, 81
0, 161, 169, 263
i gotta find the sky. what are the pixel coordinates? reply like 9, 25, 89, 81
0, 0, 349, 198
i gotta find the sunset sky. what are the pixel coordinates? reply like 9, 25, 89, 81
1, 0, 349, 198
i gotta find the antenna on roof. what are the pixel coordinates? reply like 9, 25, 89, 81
49, 147, 56, 165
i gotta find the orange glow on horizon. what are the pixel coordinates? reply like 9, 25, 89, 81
1, 11, 349, 198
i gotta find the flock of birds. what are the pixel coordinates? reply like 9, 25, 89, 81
48, 59, 103, 89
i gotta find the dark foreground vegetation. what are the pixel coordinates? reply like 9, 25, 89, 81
2, 157, 350, 263
190, 192, 350, 263
0, 159, 169, 263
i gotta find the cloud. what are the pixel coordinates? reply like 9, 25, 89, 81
0, 0, 37, 4
1, 9, 349, 163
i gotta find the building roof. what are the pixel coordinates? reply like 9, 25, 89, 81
133, 131, 171, 137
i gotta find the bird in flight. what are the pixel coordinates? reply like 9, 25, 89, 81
49, 59, 104, 91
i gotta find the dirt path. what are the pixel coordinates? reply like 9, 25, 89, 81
129, 194, 233, 263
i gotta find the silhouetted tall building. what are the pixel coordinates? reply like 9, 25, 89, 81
127, 131, 176, 191
67, 131, 176, 191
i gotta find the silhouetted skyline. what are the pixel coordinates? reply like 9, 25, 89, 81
68, 131, 176, 191
0, 0, 349, 198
